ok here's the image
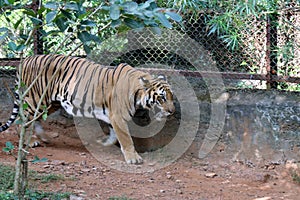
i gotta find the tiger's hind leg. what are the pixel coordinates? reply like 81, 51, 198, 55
26, 103, 60, 147
25, 121, 51, 147
101, 125, 118, 146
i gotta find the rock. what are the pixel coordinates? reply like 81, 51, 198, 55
70, 194, 84, 200
49, 132, 59, 138
175, 189, 183, 194
73, 189, 86, 195
160, 189, 165, 193
286, 162, 298, 170
252, 197, 271, 200
43, 164, 51, 168
148, 162, 156, 166
51, 160, 65, 166
166, 174, 172, 179
205, 172, 217, 178
148, 178, 154, 183
81, 168, 90, 173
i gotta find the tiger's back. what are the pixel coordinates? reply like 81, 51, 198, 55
22, 55, 149, 122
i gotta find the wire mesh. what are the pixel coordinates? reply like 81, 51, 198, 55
0, 1, 300, 91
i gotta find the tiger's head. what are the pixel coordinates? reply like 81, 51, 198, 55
139, 74, 175, 121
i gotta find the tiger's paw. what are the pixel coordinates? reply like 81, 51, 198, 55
28, 139, 41, 148
26, 135, 49, 148
124, 151, 143, 164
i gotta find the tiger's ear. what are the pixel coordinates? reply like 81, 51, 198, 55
157, 74, 167, 81
139, 76, 150, 87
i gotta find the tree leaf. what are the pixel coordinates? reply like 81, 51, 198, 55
154, 12, 172, 29
13, 18, 23, 29
31, 156, 48, 163
3, 141, 14, 152
0, 27, 8, 32
55, 17, 68, 32
165, 11, 182, 22
44, 2, 59, 10
15, 119, 22, 125
111, 19, 122, 28
23, 8, 36, 17
8, 41, 17, 51
65, 2, 79, 11
0, 28, 8, 41
144, 10, 154, 18
2, 147, 10, 153
81, 20, 96, 27
61, 10, 73, 20
83, 44, 91, 55
46, 11, 57, 24
5, 0, 15, 4
42, 112, 47, 121
6, 141, 14, 149
30, 16, 43, 25
22, 103, 28, 110
143, 19, 157, 26
138, 0, 154, 10
110, 4, 120, 20
124, 18, 144, 29
0, 32, 7, 41
122, 1, 138, 12
150, 26, 161, 35
78, 31, 100, 43
16, 44, 26, 52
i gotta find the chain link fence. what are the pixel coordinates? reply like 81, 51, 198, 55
0, 1, 300, 91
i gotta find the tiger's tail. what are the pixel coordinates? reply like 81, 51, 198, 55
0, 92, 19, 132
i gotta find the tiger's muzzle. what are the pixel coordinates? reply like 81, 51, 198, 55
155, 101, 175, 121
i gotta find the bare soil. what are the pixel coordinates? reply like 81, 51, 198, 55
1, 114, 300, 200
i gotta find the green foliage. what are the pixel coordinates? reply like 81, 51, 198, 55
0, 164, 15, 191
0, 190, 71, 200
0, 0, 182, 57
30, 171, 64, 184
31, 156, 48, 164
0, 164, 70, 199
2, 141, 14, 153
22, 102, 28, 110
159, 0, 279, 50
109, 197, 133, 200
291, 170, 300, 185
41, 105, 48, 121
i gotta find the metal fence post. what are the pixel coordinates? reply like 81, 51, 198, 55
32, 0, 43, 55
266, 13, 279, 89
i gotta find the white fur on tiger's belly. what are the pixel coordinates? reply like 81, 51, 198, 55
61, 101, 111, 124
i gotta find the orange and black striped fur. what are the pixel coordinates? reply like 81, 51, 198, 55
0, 54, 175, 164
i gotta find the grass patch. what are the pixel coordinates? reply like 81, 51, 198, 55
30, 171, 65, 183
0, 190, 71, 200
0, 164, 70, 199
291, 170, 300, 184
0, 164, 15, 191
109, 197, 133, 200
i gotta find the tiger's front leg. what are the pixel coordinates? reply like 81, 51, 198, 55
110, 116, 143, 164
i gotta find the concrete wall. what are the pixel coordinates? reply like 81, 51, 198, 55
1, 76, 299, 164
219, 90, 300, 164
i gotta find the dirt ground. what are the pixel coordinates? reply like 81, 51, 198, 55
1, 114, 300, 200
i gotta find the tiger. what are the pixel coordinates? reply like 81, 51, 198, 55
0, 54, 175, 164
